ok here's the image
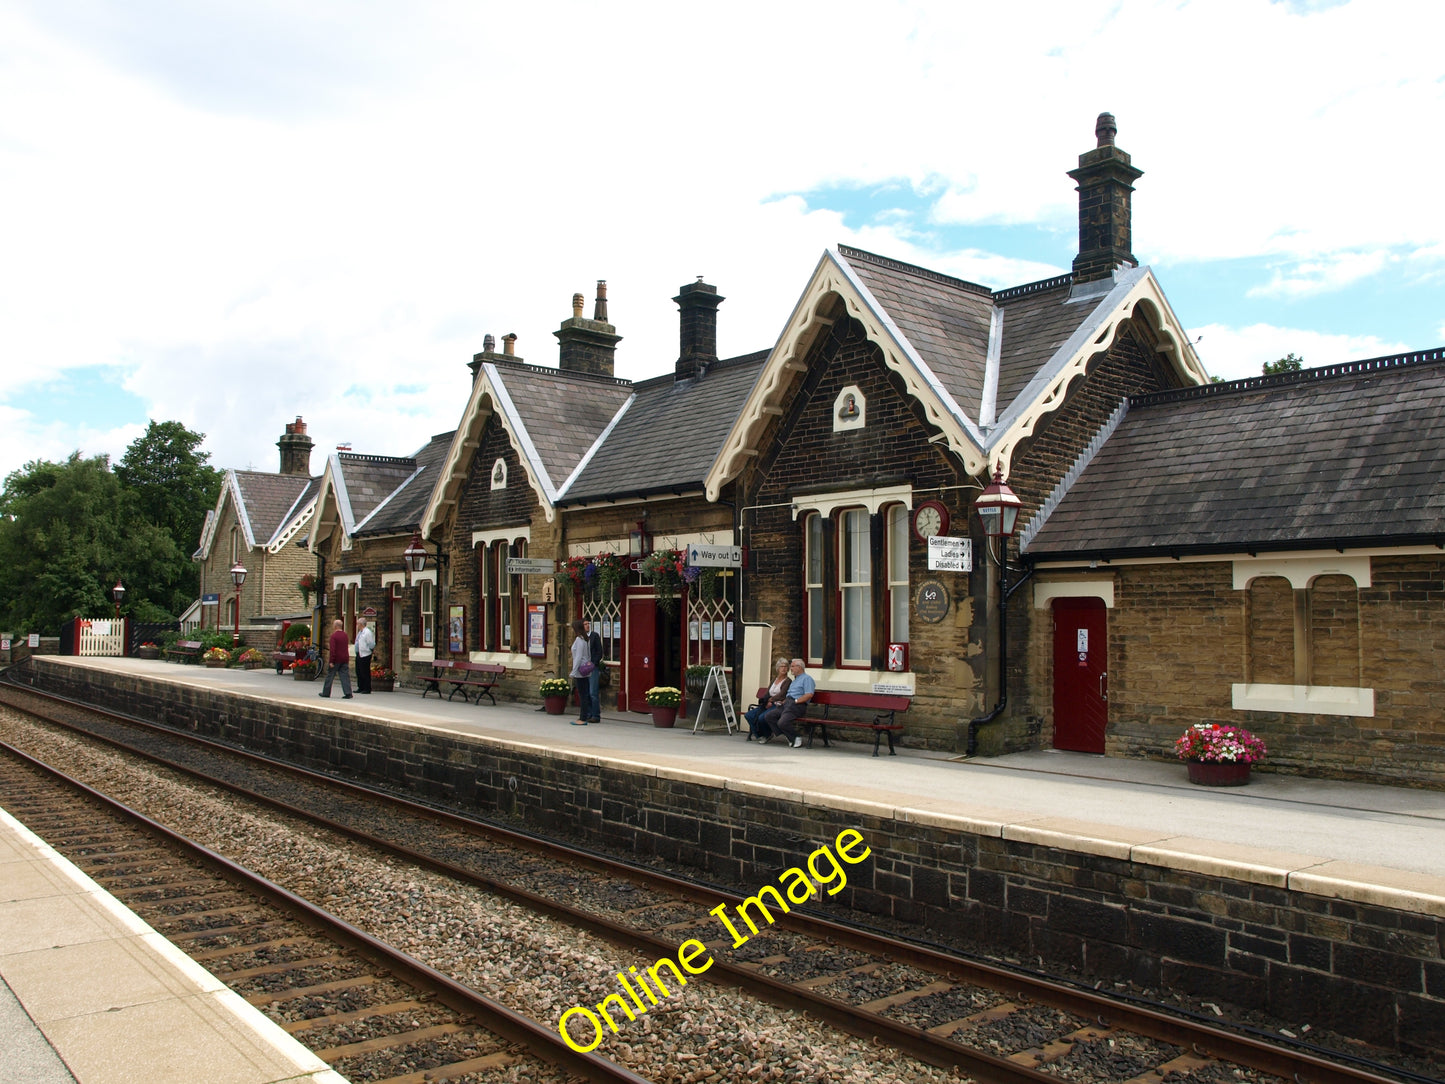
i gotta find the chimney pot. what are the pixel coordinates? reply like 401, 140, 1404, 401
1095, 112, 1117, 147
503, 333, 517, 356
593, 280, 608, 322
483, 333, 495, 353
572, 293, 585, 319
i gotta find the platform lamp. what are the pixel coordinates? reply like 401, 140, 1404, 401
111, 579, 125, 621
229, 561, 247, 646
968, 467, 1023, 754
403, 532, 428, 575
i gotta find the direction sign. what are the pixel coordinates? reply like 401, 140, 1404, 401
926, 536, 972, 572
507, 557, 556, 576
686, 544, 742, 568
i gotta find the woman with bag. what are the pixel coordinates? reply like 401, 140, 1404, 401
744, 656, 792, 741
569, 619, 596, 727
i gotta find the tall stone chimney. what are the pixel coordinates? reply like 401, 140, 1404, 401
469, 331, 521, 381
555, 281, 621, 377
674, 278, 722, 382
1067, 113, 1143, 284
277, 417, 313, 476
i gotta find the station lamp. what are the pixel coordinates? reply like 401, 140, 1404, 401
229, 562, 247, 645
112, 579, 125, 621
403, 532, 429, 574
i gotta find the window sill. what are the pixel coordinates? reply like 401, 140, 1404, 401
811, 668, 915, 695
1231, 683, 1374, 718
469, 651, 532, 669
408, 647, 436, 662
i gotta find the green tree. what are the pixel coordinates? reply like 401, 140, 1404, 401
1263, 352, 1304, 375
0, 454, 174, 632
115, 420, 222, 616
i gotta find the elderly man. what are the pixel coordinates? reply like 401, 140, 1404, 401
354, 617, 376, 694
760, 658, 814, 749
319, 618, 352, 699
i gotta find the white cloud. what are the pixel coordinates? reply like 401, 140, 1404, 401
1189, 323, 1412, 383
1246, 250, 1394, 299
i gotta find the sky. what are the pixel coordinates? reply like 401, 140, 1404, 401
1, 0, 1442, 484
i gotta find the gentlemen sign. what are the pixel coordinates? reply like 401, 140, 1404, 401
686, 544, 742, 568
927, 536, 972, 572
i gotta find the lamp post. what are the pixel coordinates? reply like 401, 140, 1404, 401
230, 562, 247, 646
403, 532, 429, 574
111, 580, 125, 622
968, 467, 1023, 754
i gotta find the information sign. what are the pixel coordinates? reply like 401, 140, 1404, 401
526, 604, 547, 657
872, 681, 913, 696
507, 557, 555, 576
926, 536, 972, 572
686, 544, 742, 568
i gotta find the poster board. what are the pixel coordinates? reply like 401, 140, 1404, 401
448, 605, 465, 653
526, 604, 547, 657
691, 665, 737, 735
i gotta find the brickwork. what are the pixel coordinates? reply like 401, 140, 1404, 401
196, 501, 313, 633
24, 658, 1443, 1058
1028, 557, 1445, 786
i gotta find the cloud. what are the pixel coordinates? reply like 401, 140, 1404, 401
1246, 250, 1394, 299
1189, 323, 1412, 383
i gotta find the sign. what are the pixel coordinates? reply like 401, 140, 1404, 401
692, 665, 738, 735
526, 604, 547, 657
1, 639, 10, 651
540, 579, 557, 603
507, 557, 555, 576
872, 681, 913, 696
914, 579, 950, 623
448, 605, 465, 653
926, 536, 972, 572
28, 634, 39, 648
686, 544, 742, 568
202, 593, 219, 605
362, 606, 377, 618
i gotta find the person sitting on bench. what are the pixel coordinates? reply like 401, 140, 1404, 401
759, 658, 814, 749
745, 656, 792, 742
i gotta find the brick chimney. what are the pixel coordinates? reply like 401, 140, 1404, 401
469, 331, 522, 381
276, 417, 313, 476
1067, 113, 1143, 284
674, 278, 722, 382
555, 281, 621, 377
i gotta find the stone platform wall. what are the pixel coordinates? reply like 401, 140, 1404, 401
20, 658, 1442, 1058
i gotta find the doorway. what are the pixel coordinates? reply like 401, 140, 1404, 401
1052, 596, 1108, 753
624, 594, 681, 712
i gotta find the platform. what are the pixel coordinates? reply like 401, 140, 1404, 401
25, 656, 1445, 908
0, 803, 345, 1084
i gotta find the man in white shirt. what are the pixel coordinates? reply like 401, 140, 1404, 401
355, 617, 376, 694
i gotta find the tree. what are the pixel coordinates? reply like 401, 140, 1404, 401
1263, 352, 1304, 375
115, 420, 223, 617
0, 454, 174, 632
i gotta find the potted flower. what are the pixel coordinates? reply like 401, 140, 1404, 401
1175, 723, 1268, 786
202, 646, 230, 668
370, 662, 396, 692
135, 641, 160, 660
291, 658, 319, 681
237, 648, 267, 670
644, 685, 682, 728
539, 677, 571, 714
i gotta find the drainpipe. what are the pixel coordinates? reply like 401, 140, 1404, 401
966, 561, 1033, 757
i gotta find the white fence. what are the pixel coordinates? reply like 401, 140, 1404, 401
76, 618, 126, 657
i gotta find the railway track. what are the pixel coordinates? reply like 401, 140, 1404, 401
0, 679, 1427, 1084
0, 739, 648, 1084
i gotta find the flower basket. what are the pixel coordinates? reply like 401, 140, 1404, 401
135, 644, 159, 660
539, 677, 571, 715
685, 664, 712, 698
644, 685, 681, 708
543, 695, 569, 715
291, 661, 318, 681
238, 648, 266, 670
203, 647, 230, 668
638, 550, 693, 616
1175, 724, 1266, 786
372, 677, 395, 693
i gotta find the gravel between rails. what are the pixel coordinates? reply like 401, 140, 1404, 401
0, 706, 976, 1084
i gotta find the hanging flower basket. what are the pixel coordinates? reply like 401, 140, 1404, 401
637, 549, 695, 616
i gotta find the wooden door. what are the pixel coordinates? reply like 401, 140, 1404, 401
1052, 597, 1108, 753
625, 595, 657, 712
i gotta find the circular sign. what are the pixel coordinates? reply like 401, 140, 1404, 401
915, 579, 950, 623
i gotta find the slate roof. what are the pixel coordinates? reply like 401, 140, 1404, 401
490, 362, 633, 490
354, 431, 454, 537
1022, 349, 1445, 559
561, 351, 770, 503
336, 454, 419, 526
232, 471, 316, 546
993, 277, 1084, 411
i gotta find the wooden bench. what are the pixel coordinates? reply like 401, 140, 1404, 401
164, 640, 203, 664
801, 690, 910, 757
421, 660, 505, 705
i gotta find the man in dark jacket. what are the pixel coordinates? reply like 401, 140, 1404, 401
320, 618, 353, 699
583, 619, 604, 723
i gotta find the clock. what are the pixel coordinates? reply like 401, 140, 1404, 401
912, 500, 949, 541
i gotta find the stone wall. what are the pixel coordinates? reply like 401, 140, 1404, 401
24, 658, 1441, 1057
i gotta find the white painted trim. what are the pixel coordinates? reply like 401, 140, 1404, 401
832, 385, 866, 433
568, 538, 630, 558
409, 569, 437, 586
979, 305, 1003, 429
1034, 579, 1116, 609
810, 668, 915, 695
1232, 555, 1371, 590
1231, 683, 1375, 718
472, 526, 531, 548
408, 647, 435, 662
791, 484, 913, 521
267, 493, 316, 554
651, 530, 737, 549
469, 650, 533, 669
380, 572, 406, 587
331, 573, 361, 590
1031, 544, 1443, 570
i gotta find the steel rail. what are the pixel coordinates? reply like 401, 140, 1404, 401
0, 737, 652, 1084
1, 679, 1419, 1084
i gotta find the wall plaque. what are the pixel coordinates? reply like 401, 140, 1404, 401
915, 579, 950, 624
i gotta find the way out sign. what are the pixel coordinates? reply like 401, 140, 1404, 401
686, 544, 741, 568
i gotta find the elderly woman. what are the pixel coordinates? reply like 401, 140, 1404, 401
744, 656, 792, 742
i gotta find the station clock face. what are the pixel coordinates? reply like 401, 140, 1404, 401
912, 500, 949, 541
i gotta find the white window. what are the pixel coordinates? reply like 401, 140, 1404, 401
887, 504, 909, 644
840, 508, 871, 666
498, 539, 514, 649
419, 579, 435, 647
805, 514, 825, 665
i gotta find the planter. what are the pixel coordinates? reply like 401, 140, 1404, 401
293, 669, 317, 682
543, 695, 568, 715
204, 659, 227, 669
372, 678, 395, 693
243, 661, 264, 670
1186, 760, 1252, 786
135, 646, 159, 660
649, 706, 678, 728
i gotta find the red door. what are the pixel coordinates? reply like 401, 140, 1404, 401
625, 595, 657, 712
1052, 597, 1108, 753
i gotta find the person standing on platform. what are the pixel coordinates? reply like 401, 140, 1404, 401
319, 619, 353, 699
760, 658, 813, 748
354, 617, 375, 694
583, 618, 604, 723
569, 618, 595, 726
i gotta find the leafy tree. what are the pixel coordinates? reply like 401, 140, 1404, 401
0, 454, 173, 632
1263, 352, 1304, 375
